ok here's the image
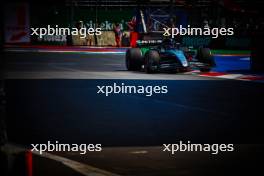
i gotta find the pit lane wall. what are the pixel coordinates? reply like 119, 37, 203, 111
4, 2, 133, 46
29, 3, 133, 47
70, 31, 130, 46
31, 32, 250, 49
4, 2, 251, 49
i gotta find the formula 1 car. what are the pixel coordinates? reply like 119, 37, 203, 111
125, 39, 216, 73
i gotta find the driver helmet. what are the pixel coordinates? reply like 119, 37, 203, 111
162, 38, 174, 49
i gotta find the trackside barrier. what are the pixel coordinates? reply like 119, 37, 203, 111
25, 150, 33, 176
0, 149, 33, 176
68, 31, 131, 46
97, 31, 116, 46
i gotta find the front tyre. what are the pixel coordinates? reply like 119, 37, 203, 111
197, 48, 215, 72
144, 50, 160, 73
197, 48, 215, 66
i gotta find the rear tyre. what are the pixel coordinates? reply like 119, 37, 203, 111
126, 48, 143, 71
144, 50, 160, 73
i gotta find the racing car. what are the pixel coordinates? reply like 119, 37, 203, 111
125, 39, 216, 73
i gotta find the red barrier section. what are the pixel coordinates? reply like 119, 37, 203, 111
25, 150, 33, 176
199, 72, 227, 76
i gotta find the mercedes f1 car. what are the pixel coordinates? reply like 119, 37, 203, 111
125, 39, 216, 73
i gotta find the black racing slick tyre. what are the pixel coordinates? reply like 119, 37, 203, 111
144, 50, 160, 73
197, 48, 215, 66
126, 48, 143, 71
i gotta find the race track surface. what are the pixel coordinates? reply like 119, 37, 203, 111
3, 51, 264, 175
4, 51, 264, 145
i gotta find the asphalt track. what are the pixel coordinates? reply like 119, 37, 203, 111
4, 51, 264, 145
4, 51, 217, 80
3, 51, 264, 175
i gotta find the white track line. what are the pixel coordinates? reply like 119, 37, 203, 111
4, 144, 121, 176
33, 151, 121, 176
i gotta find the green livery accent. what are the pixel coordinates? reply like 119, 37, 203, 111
140, 47, 150, 56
